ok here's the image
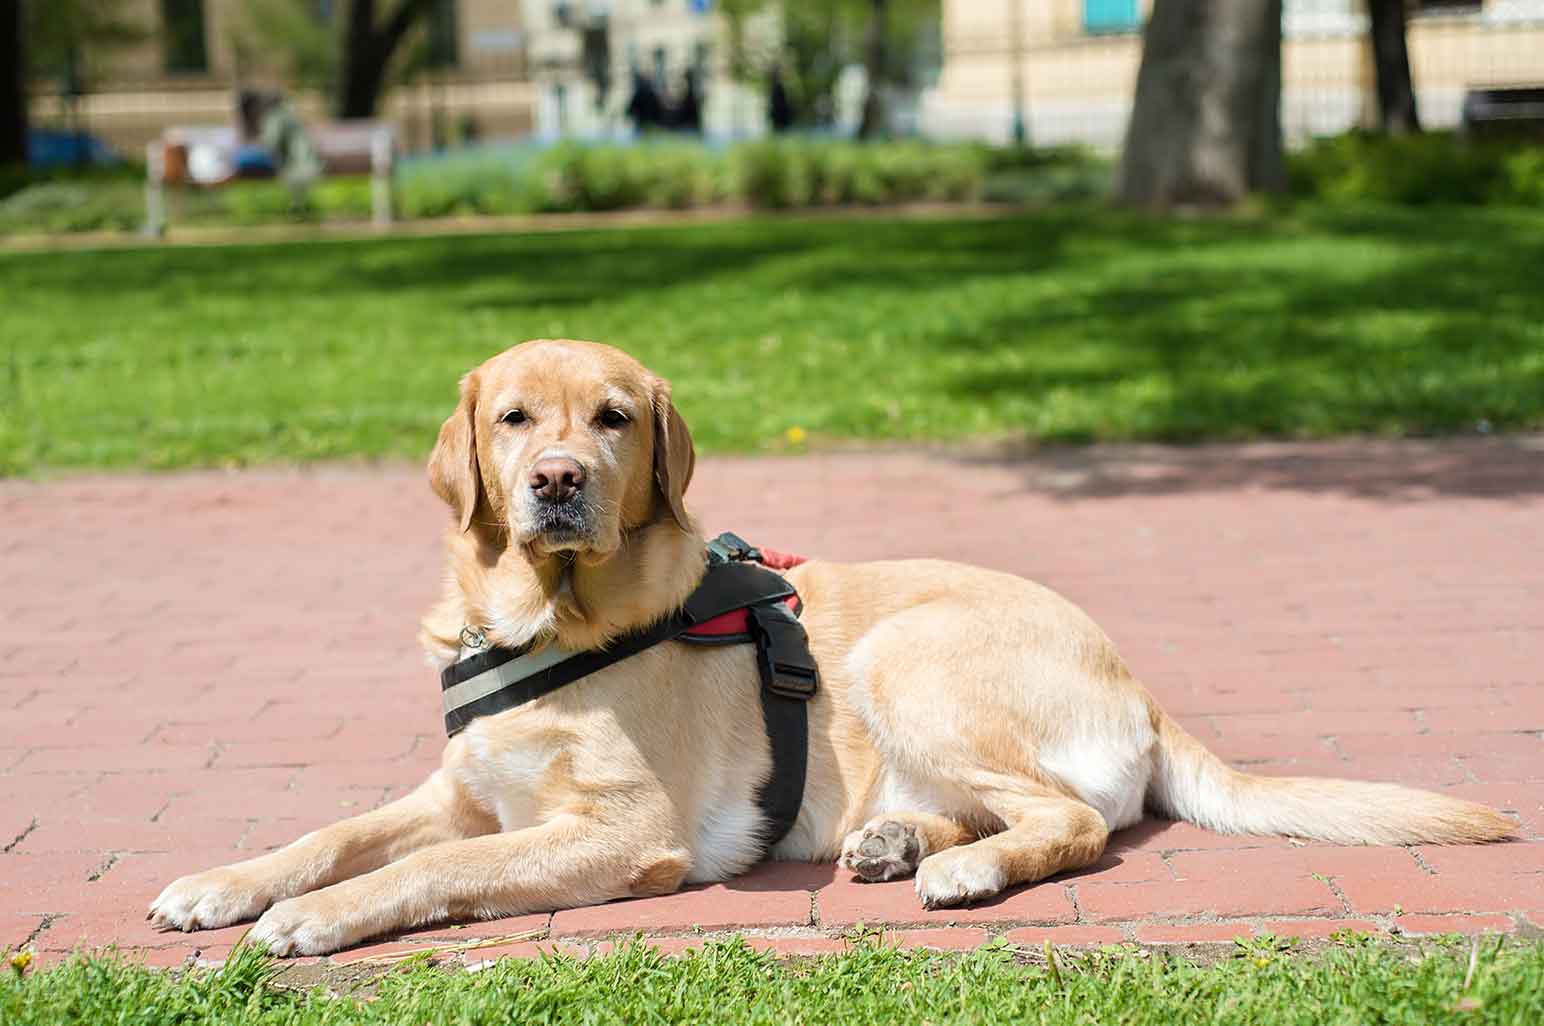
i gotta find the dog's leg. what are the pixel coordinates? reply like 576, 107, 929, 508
246, 818, 689, 956
913, 789, 1107, 909
149, 769, 496, 932
840, 812, 975, 882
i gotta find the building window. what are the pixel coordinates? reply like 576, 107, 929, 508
652, 45, 668, 87
161, 0, 209, 73
1084, 0, 1141, 35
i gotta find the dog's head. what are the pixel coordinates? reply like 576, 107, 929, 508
427, 340, 695, 562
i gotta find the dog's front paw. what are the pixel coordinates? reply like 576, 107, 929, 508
841, 819, 922, 882
148, 868, 274, 933
248, 894, 353, 957
914, 848, 1006, 909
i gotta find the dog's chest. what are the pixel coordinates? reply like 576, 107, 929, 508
684, 787, 766, 884
451, 726, 559, 831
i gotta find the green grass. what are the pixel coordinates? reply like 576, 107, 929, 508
3, 203, 1544, 475
5, 935, 1544, 1025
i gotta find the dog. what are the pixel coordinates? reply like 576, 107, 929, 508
149, 339, 1514, 955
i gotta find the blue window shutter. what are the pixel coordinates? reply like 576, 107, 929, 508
1085, 0, 1140, 34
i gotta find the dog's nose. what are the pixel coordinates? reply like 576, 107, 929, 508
529, 457, 585, 502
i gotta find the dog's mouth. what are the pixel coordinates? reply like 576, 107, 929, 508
526, 498, 595, 549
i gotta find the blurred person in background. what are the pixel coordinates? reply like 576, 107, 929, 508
626, 72, 665, 133
233, 88, 320, 211
259, 91, 321, 212
672, 68, 703, 134
769, 66, 794, 133
234, 90, 277, 178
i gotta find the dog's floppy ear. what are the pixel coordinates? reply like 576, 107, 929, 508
428, 372, 483, 533
651, 378, 696, 531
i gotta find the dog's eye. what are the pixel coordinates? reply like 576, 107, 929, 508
599, 408, 629, 428
500, 409, 527, 426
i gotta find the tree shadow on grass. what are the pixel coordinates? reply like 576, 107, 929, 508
3, 214, 1092, 310
2, 224, 811, 309
9, 205, 1541, 496
923, 207, 1544, 501
436, 214, 1093, 311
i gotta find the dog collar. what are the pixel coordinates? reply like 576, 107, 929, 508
438, 533, 818, 850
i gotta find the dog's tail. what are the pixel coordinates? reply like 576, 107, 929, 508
1146, 709, 1514, 845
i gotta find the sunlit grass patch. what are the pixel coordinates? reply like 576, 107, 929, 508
3, 203, 1542, 475
5, 934, 1543, 1026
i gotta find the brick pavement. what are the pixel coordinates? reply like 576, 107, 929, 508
3, 437, 1543, 968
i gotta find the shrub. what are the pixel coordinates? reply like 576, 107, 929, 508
0, 181, 142, 234
215, 182, 312, 225
0, 160, 143, 203
1, 138, 1075, 234
980, 142, 1102, 173
730, 139, 986, 209
310, 177, 377, 220
636, 146, 728, 209
395, 142, 543, 218
1497, 147, 1544, 205
730, 140, 815, 208
1289, 131, 1544, 206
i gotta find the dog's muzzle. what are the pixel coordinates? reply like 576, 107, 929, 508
531, 496, 592, 541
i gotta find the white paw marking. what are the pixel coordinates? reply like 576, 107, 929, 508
147, 870, 272, 933
914, 849, 1006, 909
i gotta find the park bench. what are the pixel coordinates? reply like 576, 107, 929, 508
144, 120, 397, 237
1460, 85, 1544, 140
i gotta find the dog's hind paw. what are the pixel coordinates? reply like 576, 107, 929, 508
840, 819, 922, 882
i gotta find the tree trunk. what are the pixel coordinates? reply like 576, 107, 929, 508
0, 0, 27, 167
1367, 0, 1420, 134
1117, 0, 1285, 208
857, 0, 888, 139
338, 46, 390, 119
338, 0, 384, 118
335, 0, 437, 119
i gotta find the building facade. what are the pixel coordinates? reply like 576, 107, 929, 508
520, 0, 779, 140
28, 0, 537, 155
921, 0, 1544, 148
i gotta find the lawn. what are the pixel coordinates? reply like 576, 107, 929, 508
6, 936, 1543, 1026
3, 203, 1543, 475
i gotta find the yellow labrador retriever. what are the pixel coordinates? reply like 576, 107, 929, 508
150, 339, 1512, 955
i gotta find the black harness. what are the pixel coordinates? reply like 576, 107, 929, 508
439, 534, 819, 850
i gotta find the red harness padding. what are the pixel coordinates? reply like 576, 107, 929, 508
756, 547, 808, 572
682, 548, 807, 641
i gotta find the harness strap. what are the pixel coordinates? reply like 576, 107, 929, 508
746, 601, 817, 843
439, 561, 799, 736
438, 536, 819, 852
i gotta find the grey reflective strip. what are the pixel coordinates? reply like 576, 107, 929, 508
441, 643, 580, 719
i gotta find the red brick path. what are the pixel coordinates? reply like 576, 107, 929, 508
4, 438, 1543, 968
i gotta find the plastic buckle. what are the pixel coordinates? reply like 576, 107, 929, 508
766, 660, 818, 701
712, 532, 763, 564
748, 603, 818, 701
